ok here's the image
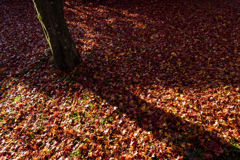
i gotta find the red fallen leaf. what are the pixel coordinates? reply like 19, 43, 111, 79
32, 144, 38, 150
63, 147, 71, 155
95, 120, 100, 124
120, 155, 126, 160
66, 128, 75, 135
16, 106, 20, 111
75, 91, 80, 98
53, 111, 59, 117
18, 103, 23, 107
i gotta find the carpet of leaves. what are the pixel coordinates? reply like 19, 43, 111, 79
1, 0, 240, 159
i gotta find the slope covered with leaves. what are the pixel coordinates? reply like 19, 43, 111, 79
0, 0, 240, 159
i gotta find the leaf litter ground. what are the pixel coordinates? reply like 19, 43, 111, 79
0, 0, 240, 159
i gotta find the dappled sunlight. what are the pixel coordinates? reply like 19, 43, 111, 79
0, 0, 240, 159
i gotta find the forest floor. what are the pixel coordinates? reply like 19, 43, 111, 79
0, 0, 240, 159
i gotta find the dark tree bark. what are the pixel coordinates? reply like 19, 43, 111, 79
32, 0, 81, 70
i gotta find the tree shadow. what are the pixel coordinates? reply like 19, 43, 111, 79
68, 48, 240, 158
64, 0, 240, 158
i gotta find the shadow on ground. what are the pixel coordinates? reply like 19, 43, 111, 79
2, 0, 240, 159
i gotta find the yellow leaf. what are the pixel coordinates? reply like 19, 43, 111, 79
42, 148, 49, 152
51, 128, 55, 134
164, 132, 171, 138
172, 108, 177, 114
224, 86, 231, 90
42, 148, 51, 156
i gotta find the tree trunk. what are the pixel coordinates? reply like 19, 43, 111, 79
32, 0, 81, 70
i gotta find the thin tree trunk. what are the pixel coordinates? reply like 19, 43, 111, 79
32, 0, 81, 70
